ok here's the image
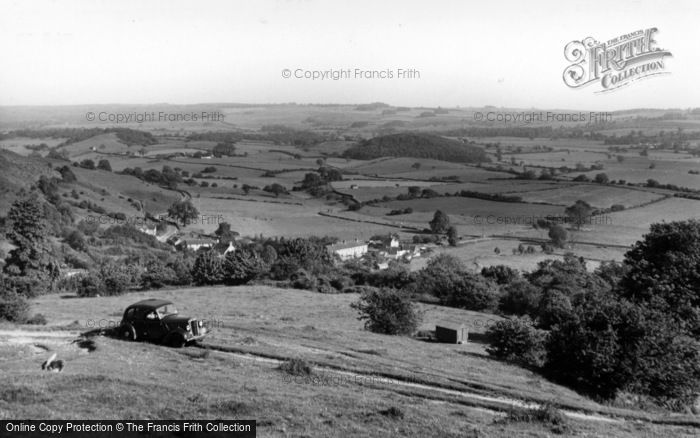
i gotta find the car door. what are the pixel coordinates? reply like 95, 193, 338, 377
144, 310, 167, 341
130, 308, 149, 339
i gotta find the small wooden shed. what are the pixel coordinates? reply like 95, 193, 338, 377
435, 322, 468, 344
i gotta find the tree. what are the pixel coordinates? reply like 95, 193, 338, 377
167, 200, 199, 227
97, 159, 112, 171
65, 230, 87, 252
0, 276, 30, 322
79, 159, 96, 170
301, 172, 322, 189
544, 292, 641, 399
445, 273, 500, 311
486, 316, 547, 367
351, 288, 421, 335
263, 183, 289, 197
498, 278, 542, 316
565, 200, 593, 230
223, 247, 267, 285
191, 251, 224, 285
3, 195, 58, 296
482, 265, 520, 286
272, 237, 334, 279
446, 226, 458, 246
619, 220, 700, 334
214, 222, 239, 241
594, 173, 609, 184
548, 224, 568, 248
141, 259, 176, 289
407, 186, 421, 198
429, 210, 450, 234
59, 165, 77, 182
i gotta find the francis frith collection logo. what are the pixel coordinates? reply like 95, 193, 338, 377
563, 28, 672, 92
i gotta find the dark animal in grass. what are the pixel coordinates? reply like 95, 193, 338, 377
41, 353, 64, 372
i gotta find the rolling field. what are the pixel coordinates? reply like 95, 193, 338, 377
184, 196, 402, 239
567, 156, 700, 190
515, 184, 665, 208
511, 150, 607, 167
378, 197, 563, 218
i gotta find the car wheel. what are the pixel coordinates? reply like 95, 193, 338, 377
166, 333, 186, 348
121, 324, 137, 341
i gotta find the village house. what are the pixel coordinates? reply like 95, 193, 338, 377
326, 240, 369, 261
138, 224, 157, 236
176, 238, 217, 252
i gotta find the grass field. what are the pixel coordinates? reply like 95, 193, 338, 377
0, 137, 66, 156
1, 286, 697, 437
378, 197, 564, 218
515, 184, 665, 208
183, 196, 402, 239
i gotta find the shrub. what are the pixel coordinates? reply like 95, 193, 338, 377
0, 280, 30, 322
65, 230, 87, 252
290, 269, 317, 290
351, 288, 421, 335
486, 316, 547, 367
502, 403, 568, 434
141, 259, 177, 289
76, 273, 105, 297
100, 263, 135, 295
378, 406, 405, 419
610, 204, 625, 212
26, 313, 47, 325
279, 358, 313, 376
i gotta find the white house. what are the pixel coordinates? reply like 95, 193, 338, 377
327, 241, 369, 261
139, 225, 157, 236
388, 234, 400, 248
180, 238, 216, 252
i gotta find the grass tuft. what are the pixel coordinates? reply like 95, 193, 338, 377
500, 403, 569, 434
379, 406, 405, 419
278, 358, 313, 376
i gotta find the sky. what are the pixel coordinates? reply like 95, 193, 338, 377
0, 0, 698, 110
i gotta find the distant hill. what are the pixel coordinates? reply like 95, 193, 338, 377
342, 133, 488, 163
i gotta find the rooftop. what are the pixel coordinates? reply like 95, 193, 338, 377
327, 241, 368, 251
128, 299, 173, 309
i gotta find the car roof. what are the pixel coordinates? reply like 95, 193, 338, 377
128, 299, 174, 310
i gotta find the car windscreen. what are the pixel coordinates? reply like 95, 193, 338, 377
156, 305, 178, 317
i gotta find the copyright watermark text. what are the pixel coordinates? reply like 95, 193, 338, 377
473, 111, 612, 124
282, 67, 420, 80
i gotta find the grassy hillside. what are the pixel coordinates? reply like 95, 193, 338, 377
0, 150, 56, 215
343, 133, 489, 163
1, 286, 697, 437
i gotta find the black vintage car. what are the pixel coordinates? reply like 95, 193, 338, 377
119, 299, 207, 347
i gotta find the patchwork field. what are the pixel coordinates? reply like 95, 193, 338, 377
515, 184, 665, 208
